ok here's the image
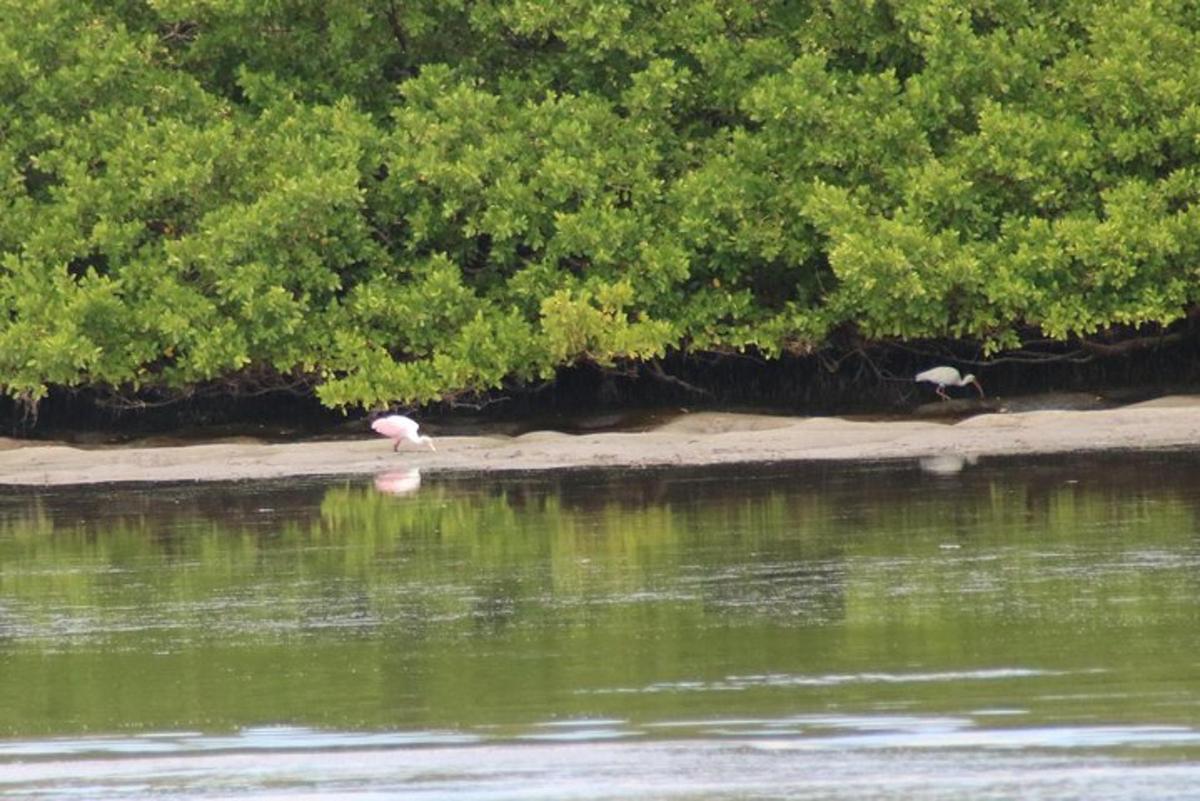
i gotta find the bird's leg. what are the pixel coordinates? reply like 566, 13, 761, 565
393, 440, 400, 452
937, 386, 950, 401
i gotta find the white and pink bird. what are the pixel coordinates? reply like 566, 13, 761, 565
371, 414, 436, 452
915, 366, 984, 401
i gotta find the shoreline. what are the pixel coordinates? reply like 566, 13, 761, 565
2, 396, 1199, 487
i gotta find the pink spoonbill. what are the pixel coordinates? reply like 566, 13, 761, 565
371, 414, 436, 451
915, 366, 984, 401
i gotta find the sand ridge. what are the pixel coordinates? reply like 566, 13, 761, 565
2, 397, 1199, 486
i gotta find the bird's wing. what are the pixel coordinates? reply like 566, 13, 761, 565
371, 415, 420, 438
916, 367, 959, 384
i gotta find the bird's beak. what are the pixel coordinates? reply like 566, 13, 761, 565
427, 440, 437, 451
972, 379, 985, 398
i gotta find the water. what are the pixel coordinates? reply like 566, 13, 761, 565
3, 452, 1200, 798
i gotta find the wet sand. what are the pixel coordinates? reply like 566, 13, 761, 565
2, 396, 1199, 486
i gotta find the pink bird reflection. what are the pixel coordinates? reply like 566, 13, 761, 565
374, 468, 422, 496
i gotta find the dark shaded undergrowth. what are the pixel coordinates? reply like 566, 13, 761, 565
6, 336, 1200, 442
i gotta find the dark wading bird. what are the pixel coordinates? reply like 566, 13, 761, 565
371, 415, 436, 451
915, 366, 985, 401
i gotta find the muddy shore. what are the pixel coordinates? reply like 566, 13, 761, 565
0, 395, 1197, 487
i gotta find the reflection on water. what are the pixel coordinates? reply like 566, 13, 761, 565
918, 452, 979, 475
373, 467, 422, 495
3, 452, 1200, 798
6, 721, 1200, 800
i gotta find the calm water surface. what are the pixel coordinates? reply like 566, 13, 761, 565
3, 452, 1200, 799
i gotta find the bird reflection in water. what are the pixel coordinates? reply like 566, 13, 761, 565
919, 453, 979, 475
373, 468, 422, 495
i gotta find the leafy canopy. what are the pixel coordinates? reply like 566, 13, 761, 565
3, 0, 1200, 407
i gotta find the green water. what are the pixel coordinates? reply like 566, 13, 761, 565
3, 453, 1200, 798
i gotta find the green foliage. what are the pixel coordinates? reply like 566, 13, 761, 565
3, 0, 1200, 407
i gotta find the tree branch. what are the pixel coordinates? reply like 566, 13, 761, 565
1080, 332, 1183, 356
642, 361, 713, 396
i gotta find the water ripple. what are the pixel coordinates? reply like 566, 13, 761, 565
582, 667, 1065, 695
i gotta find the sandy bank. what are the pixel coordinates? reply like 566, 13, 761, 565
2, 397, 1199, 487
